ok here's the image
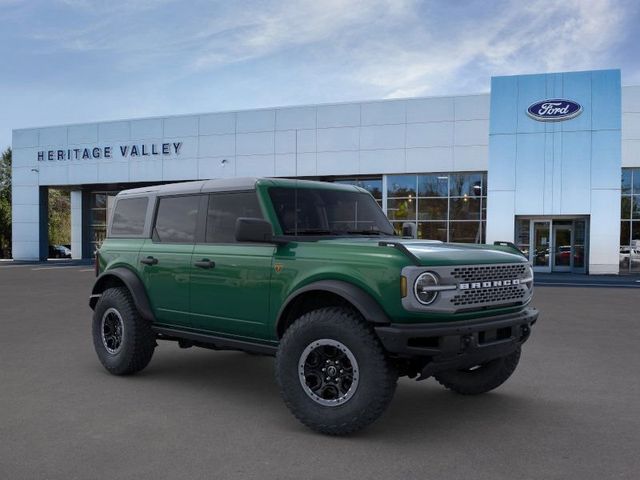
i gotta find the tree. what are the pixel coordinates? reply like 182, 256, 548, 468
0, 147, 11, 258
48, 189, 71, 246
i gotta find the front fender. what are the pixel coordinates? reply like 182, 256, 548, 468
275, 279, 391, 336
89, 267, 155, 322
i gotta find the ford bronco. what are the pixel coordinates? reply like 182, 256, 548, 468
90, 178, 538, 435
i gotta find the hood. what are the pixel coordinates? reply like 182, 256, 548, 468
317, 237, 527, 266
400, 240, 527, 266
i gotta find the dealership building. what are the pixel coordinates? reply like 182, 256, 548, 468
10, 68, 640, 274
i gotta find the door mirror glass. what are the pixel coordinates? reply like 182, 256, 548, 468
235, 218, 275, 243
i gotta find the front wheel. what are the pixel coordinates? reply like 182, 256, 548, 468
434, 348, 521, 395
275, 307, 397, 436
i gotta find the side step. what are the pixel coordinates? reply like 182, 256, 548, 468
152, 326, 278, 356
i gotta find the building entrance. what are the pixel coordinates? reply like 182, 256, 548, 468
516, 217, 588, 274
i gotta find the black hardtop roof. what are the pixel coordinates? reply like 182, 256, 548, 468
116, 177, 365, 198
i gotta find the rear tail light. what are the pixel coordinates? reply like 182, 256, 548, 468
95, 252, 100, 277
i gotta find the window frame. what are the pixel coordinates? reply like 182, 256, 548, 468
201, 189, 267, 245
151, 193, 206, 245
108, 196, 150, 239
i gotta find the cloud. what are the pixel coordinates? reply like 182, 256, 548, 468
347, 0, 632, 97
15, 0, 635, 97
1, 0, 638, 148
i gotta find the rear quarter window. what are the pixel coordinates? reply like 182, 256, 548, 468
110, 197, 149, 236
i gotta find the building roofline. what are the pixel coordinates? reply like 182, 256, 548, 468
11, 92, 491, 133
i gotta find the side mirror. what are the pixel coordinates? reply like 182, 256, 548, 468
235, 217, 276, 243
401, 222, 416, 238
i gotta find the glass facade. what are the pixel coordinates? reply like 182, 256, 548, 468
386, 172, 487, 242
89, 191, 117, 254
620, 168, 640, 273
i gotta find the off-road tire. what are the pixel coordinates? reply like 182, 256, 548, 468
275, 307, 397, 435
434, 347, 521, 395
92, 287, 156, 375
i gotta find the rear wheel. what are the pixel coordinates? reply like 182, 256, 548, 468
434, 348, 521, 395
275, 307, 397, 435
92, 287, 156, 375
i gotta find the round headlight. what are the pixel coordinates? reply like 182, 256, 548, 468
414, 272, 439, 305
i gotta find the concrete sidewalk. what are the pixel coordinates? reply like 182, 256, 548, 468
535, 272, 640, 288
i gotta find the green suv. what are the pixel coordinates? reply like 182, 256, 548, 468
90, 177, 538, 435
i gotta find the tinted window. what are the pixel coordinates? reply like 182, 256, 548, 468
110, 197, 148, 236
206, 192, 263, 243
154, 195, 200, 243
268, 187, 394, 236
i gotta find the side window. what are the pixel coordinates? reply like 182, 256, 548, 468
153, 195, 200, 243
206, 192, 263, 243
110, 197, 148, 236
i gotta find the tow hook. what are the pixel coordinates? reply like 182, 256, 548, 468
462, 335, 473, 350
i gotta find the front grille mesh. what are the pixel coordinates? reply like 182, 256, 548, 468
451, 285, 526, 307
451, 264, 528, 283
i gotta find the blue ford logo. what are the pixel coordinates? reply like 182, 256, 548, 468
527, 99, 582, 122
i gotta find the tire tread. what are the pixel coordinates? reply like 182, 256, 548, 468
92, 287, 155, 375
275, 307, 397, 435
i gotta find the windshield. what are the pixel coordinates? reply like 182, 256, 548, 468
268, 187, 395, 236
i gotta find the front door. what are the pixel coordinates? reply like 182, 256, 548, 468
189, 191, 274, 339
552, 224, 573, 272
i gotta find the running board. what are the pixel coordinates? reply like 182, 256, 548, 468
152, 326, 278, 356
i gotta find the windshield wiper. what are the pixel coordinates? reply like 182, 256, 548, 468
283, 228, 334, 235
344, 229, 386, 235
282, 228, 390, 236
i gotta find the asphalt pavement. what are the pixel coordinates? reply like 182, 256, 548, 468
1, 263, 639, 480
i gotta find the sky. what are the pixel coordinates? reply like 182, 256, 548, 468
0, 0, 639, 148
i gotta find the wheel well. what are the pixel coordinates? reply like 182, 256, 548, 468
96, 275, 127, 292
276, 290, 361, 338
90, 274, 128, 310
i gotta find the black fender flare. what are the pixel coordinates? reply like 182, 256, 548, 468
89, 267, 155, 322
275, 280, 391, 337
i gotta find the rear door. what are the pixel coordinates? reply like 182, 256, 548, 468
189, 191, 274, 339
138, 194, 203, 328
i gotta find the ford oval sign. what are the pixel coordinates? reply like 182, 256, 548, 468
527, 99, 582, 122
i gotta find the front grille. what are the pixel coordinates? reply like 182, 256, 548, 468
451, 264, 528, 283
451, 284, 526, 307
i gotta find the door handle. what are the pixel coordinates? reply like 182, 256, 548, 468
140, 256, 158, 266
194, 259, 215, 269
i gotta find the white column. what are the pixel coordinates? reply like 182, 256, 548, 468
70, 191, 83, 259
11, 183, 41, 260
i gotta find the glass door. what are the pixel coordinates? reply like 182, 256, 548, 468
552, 225, 573, 272
532, 221, 551, 272
573, 219, 587, 273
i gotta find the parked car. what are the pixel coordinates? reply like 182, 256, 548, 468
619, 246, 640, 269
49, 244, 71, 258
89, 178, 538, 435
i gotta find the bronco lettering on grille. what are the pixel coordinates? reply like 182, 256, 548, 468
458, 279, 521, 290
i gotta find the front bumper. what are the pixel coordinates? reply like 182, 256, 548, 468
375, 307, 538, 379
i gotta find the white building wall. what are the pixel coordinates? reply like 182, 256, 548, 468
70, 191, 82, 259
622, 85, 640, 167
11, 95, 489, 260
